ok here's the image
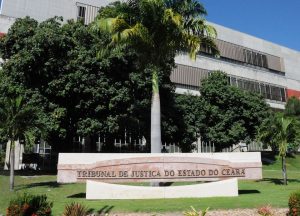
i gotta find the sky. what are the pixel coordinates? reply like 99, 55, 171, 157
200, 0, 300, 52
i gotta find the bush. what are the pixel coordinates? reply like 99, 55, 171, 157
6, 193, 52, 216
62, 202, 88, 216
288, 190, 300, 216
257, 205, 273, 216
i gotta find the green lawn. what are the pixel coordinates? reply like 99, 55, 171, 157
1, 154, 300, 215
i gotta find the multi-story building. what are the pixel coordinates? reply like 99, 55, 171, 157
1, 0, 300, 162
1, 0, 300, 110
172, 22, 300, 110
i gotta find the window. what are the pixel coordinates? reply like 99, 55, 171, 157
280, 88, 286, 102
77, 6, 86, 22
228, 75, 286, 102
0, 0, 3, 13
262, 55, 268, 68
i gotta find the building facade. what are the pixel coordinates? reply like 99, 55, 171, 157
1, 0, 299, 110
172, 22, 300, 110
1, 0, 300, 167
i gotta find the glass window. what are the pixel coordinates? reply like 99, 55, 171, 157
0, 0, 2, 13
262, 55, 268, 68
77, 6, 86, 21
271, 86, 281, 101
265, 85, 271, 99
280, 88, 286, 102
230, 77, 237, 87
228, 76, 286, 102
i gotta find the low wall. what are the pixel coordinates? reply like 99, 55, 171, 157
57, 152, 262, 183
86, 178, 239, 199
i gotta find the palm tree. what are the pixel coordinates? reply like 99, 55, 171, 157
95, 0, 219, 152
0, 96, 43, 191
277, 117, 296, 185
258, 113, 297, 185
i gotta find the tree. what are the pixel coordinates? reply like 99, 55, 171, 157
173, 94, 204, 152
258, 113, 299, 185
0, 96, 43, 190
199, 71, 269, 151
284, 96, 300, 153
285, 96, 300, 119
95, 0, 219, 152
0, 17, 142, 152
257, 111, 279, 152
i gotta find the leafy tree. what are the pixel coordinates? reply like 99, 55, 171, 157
285, 96, 300, 119
284, 96, 300, 152
0, 17, 142, 152
257, 111, 279, 152
173, 94, 204, 152
95, 0, 219, 152
0, 96, 43, 190
258, 113, 299, 185
199, 71, 269, 151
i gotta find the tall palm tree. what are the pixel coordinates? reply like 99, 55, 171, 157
95, 0, 219, 152
258, 114, 297, 185
0, 96, 43, 191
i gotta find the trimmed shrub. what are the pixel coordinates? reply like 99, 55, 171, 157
62, 202, 88, 216
6, 193, 52, 216
288, 190, 300, 216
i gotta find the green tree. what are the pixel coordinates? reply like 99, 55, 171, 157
285, 96, 300, 119
258, 113, 298, 185
95, 0, 219, 152
173, 94, 204, 152
284, 96, 300, 153
199, 71, 269, 151
0, 17, 142, 152
257, 111, 279, 152
0, 96, 43, 191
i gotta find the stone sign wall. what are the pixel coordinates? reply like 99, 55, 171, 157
57, 153, 262, 183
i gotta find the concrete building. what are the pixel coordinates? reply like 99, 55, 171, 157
1, 0, 299, 110
1, 0, 300, 159
172, 22, 300, 110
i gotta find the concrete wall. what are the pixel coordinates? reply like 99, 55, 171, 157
175, 54, 289, 89
0, 15, 15, 33
0, 0, 114, 22
209, 22, 300, 83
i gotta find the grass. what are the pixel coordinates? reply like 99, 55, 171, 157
0, 154, 300, 215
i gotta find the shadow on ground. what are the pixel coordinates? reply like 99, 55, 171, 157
97, 205, 114, 215
0, 170, 57, 176
258, 178, 300, 185
16, 181, 61, 191
238, 189, 260, 195
67, 193, 86, 198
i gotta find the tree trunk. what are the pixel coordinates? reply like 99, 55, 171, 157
151, 70, 161, 153
282, 156, 287, 185
10, 140, 15, 191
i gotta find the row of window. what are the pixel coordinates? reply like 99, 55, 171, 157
77, 6, 86, 21
243, 49, 268, 68
174, 73, 286, 103
229, 76, 286, 102
201, 39, 283, 73
76, 4, 100, 25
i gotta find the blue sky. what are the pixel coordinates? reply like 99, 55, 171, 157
200, 0, 300, 51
